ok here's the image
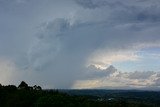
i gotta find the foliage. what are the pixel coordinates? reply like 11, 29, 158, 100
0, 82, 160, 107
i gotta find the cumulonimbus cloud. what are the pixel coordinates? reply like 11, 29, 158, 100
27, 15, 160, 89
0, 0, 160, 89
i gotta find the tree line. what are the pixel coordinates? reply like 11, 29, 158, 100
0, 81, 159, 107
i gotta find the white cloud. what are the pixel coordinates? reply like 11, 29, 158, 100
72, 65, 160, 89
88, 49, 139, 69
0, 58, 15, 84
0, 58, 23, 85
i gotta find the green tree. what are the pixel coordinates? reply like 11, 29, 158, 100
33, 85, 42, 90
18, 81, 28, 90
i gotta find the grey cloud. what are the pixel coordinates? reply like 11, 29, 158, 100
27, 15, 160, 88
37, 18, 71, 41
28, 18, 98, 88
88, 65, 159, 83
154, 78, 160, 86
135, 6, 160, 22
151, 79, 160, 87
75, 0, 160, 23
151, 73, 160, 86
77, 65, 160, 89
75, 0, 133, 9
75, 0, 111, 9
1, 0, 160, 89
84, 65, 117, 79
128, 71, 156, 79
111, 5, 160, 24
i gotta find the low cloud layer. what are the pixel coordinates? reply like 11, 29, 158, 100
73, 65, 160, 90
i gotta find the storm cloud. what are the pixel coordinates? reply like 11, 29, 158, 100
0, 0, 160, 89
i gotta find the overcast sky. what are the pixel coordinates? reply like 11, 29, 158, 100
0, 0, 160, 90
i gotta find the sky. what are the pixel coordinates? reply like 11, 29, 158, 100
0, 0, 160, 90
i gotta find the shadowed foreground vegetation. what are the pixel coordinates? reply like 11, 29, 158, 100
0, 81, 160, 107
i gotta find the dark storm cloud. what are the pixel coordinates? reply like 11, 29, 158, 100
75, 0, 112, 9
0, 0, 160, 89
27, 16, 160, 88
75, 0, 160, 23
